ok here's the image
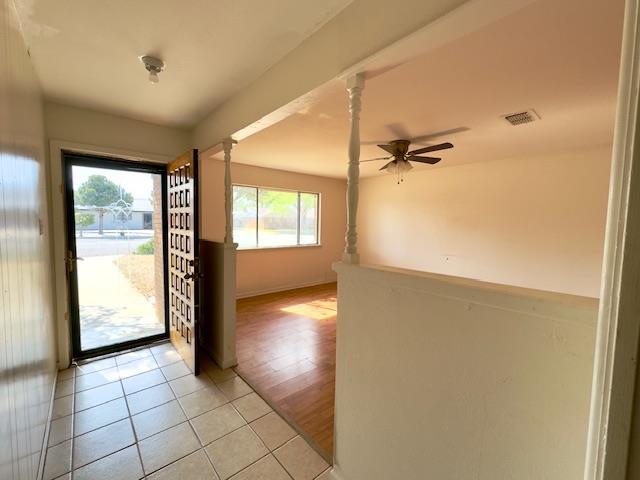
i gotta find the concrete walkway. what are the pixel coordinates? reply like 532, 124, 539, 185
77, 255, 163, 350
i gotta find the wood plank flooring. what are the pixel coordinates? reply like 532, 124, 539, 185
235, 283, 337, 457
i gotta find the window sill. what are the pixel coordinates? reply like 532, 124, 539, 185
237, 243, 323, 252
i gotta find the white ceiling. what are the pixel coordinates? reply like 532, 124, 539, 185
16, 0, 352, 127
221, 0, 624, 178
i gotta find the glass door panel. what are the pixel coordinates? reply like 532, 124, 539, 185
65, 155, 167, 356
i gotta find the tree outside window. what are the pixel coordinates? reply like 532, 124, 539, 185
232, 185, 319, 249
75, 175, 133, 234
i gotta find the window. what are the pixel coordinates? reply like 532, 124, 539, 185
233, 185, 319, 249
143, 212, 153, 229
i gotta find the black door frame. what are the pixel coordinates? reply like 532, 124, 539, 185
63, 151, 170, 360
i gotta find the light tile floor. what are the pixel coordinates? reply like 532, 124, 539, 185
44, 342, 330, 480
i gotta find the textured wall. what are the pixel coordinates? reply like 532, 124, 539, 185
333, 263, 597, 480
359, 146, 612, 298
0, 1, 57, 479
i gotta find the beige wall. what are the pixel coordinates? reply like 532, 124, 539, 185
333, 263, 597, 480
358, 146, 612, 298
200, 160, 346, 297
0, 1, 58, 478
44, 102, 191, 158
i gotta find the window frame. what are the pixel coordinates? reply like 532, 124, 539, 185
232, 183, 321, 250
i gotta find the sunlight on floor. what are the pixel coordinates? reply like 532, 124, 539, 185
280, 298, 337, 321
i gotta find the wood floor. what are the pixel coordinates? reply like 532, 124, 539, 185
235, 283, 336, 458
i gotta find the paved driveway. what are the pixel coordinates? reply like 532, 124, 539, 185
76, 231, 153, 257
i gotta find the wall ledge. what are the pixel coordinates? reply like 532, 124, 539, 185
333, 261, 598, 324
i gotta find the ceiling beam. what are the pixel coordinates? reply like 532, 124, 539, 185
193, 0, 537, 152
193, 0, 469, 150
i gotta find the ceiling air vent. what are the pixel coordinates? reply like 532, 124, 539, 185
503, 110, 540, 126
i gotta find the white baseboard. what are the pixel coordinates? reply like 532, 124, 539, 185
236, 278, 336, 299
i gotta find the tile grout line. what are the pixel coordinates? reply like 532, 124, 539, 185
72, 360, 181, 414
244, 417, 296, 480
71, 443, 139, 477
69, 378, 149, 475
69, 371, 76, 480
171, 376, 225, 480
58, 346, 324, 480
189, 393, 290, 478
37, 367, 59, 480
119, 357, 225, 478
74, 340, 171, 368
73, 347, 179, 378
68, 363, 239, 442
270, 452, 295, 480
68, 352, 167, 477
223, 451, 276, 480
120, 376, 146, 480
235, 368, 333, 464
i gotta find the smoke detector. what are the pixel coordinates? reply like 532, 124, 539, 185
140, 55, 164, 84
502, 109, 540, 126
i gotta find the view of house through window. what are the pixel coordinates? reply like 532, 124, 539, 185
233, 185, 319, 248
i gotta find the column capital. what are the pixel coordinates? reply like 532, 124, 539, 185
222, 137, 238, 149
346, 73, 365, 91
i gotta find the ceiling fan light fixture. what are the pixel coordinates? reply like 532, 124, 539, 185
385, 160, 412, 175
140, 55, 164, 84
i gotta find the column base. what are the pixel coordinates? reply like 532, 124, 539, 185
341, 252, 360, 264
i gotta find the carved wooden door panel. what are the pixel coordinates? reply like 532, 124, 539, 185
167, 150, 200, 374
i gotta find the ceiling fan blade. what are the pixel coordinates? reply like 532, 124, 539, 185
411, 127, 470, 145
407, 142, 453, 155
360, 156, 392, 163
377, 144, 396, 155
385, 122, 411, 140
406, 156, 441, 165
379, 160, 396, 171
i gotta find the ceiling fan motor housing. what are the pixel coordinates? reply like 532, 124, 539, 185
389, 139, 411, 156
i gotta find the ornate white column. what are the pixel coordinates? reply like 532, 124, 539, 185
222, 137, 237, 245
342, 73, 365, 264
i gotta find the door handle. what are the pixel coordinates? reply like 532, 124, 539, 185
184, 258, 201, 280
183, 271, 203, 280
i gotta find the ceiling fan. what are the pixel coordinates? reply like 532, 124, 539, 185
361, 139, 454, 183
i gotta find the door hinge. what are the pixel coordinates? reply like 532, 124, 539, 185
66, 250, 84, 273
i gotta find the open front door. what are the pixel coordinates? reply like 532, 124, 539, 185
167, 150, 200, 374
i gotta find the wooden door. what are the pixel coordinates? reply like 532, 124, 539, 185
167, 150, 200, 374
